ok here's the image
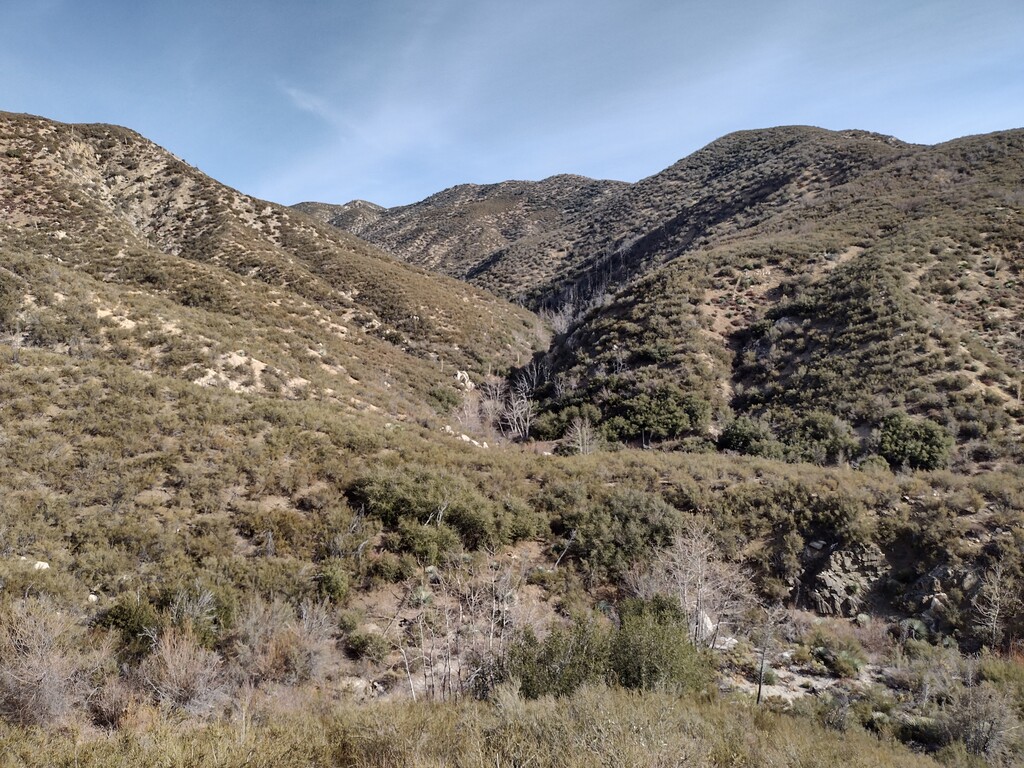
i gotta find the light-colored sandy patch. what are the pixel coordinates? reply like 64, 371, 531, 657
194, 369, 238, 391
257, 495, 291, 513
96, 307, 137, 329
348, 397, 381, 413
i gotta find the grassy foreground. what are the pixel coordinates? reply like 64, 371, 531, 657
0, 686, 946, 768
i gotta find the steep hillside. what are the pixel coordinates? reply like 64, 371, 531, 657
534, 128, 1024, 470
0, 111, 543, 420
297, 175, 627, 281
505, 127, 912, 305
309, 126, 1024, 471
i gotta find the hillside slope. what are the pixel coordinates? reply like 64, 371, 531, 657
0, 112, 544, 421
296, 175, 627, 285
309, 126, 1024, 470
3, 113, 1024, 765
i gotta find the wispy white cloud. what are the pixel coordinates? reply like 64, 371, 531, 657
279, 84, 339, 126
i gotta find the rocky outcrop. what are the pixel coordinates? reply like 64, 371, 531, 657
899, 563, 982, 634
806, 543, 888, 616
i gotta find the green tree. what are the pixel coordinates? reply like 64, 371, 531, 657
507, 618, 611, 699
621, 385, 709, 444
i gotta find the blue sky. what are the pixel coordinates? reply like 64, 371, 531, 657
2, 0, 1022, 207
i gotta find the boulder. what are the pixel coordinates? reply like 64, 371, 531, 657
807, 543, 887, 616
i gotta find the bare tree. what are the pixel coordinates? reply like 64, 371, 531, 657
942, 682, 1021, 761
518, 358, 550, 395
139, 627, 225, 715
551, 371, 579, 401
563, 416, 599, 455
478, 377, 508, 438
973, 559, 1020, 649
501, 384, 535, 441
649, 521, 755, 648
0, 599, 86, 726
454, 390, 484, 434
540, 303, 576, 336
754, 602, 787, 704
398, 558, 522, 701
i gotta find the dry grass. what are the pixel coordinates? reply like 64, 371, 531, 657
0, 686, 945, 768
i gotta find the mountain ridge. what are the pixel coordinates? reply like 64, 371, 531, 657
301, 124, 1024, 471
297, 173, 629, 281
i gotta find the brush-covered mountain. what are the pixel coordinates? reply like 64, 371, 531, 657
297, 174, 628, 280
4, 112, 1024, 765
0, 111, 543, 420
308, 127, 1024, 472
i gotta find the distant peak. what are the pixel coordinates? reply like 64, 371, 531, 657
341, 199, 387, 211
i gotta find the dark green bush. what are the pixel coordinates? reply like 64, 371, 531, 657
779, 411, 859, 465
387, 520, 462, 565
316, 559, 351, 604
878, 412, 953, 470
615, 386, 710, 443
426, 385, 461, 415
506, 618, 612, 699
349, 465, 500, 550
610, 597, 714, 693
718, 417, 784, 458
346, 630, 389, 663
365, 552, 416, 585
97, 593, 162, 660
551, 486, 683, 581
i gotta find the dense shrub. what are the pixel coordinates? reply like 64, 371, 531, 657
387, 519, 462, 565
506, 618, 612, 699
610, 597, 714, 693
499, 600, 714, 701
346, 629, 390, 664
315, 559, 351, 604
878, 412, 953, 470
718, 416, 784, 458
98, 593, 163, 660
805, 625, 868, 678
613, 386, 711, 443
779, 411, 859, 465
349, 465, 500, 551
550, 486, 684, 581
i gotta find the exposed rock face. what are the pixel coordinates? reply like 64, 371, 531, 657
800, 539, 994, 629
900, 563, 983, 633
807, 543, 888, 616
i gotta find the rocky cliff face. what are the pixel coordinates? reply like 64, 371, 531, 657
805, 542, 889, 616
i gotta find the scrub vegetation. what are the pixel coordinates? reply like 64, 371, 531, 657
2, 112, 1024, 765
